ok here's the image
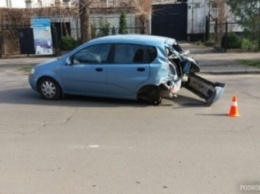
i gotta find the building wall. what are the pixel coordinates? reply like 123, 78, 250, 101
0, 0, 25, 8
187, 0, 208, 35
0, 0, 61, 8
0, 1, 6, 7
92, 13, 136, 31
25, 0, 60, 8
153, 0, 177, 4
186, 0, 242, 39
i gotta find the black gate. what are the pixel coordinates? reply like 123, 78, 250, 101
18, 28, 35, 55
152, 3, 188, 41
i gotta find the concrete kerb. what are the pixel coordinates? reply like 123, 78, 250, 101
0, 57, 54, 68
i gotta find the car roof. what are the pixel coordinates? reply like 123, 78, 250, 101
87, 34, 176, 47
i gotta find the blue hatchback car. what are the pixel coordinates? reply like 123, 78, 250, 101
29, 34, 225, 105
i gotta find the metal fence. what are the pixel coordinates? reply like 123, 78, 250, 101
0, 24, 144, 57
0, 25, 26, 56
205, 16, 242, 51
76, 26, 143, 40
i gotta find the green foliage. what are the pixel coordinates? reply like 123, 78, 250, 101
239, 59, 260, 67
98, 18, 110, 37
241, 38, 258, 51
20, 66, 33, 73
227, 0, 260, 49
91, 22, 97, 38
204, 40, 215, 47
111, 26, 116, 35
119, 12, 127, 34
60, 36, 79, 51
221, 33, 242, 49
194, 40, 203, 46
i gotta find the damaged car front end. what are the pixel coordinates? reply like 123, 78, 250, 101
153, 39, 225, 106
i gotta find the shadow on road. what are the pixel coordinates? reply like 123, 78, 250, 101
0, 88, 207, 108
161, 95, 207, 109
195, 113, 227, 117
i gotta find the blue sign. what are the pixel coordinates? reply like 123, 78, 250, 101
32, 18, 53, 55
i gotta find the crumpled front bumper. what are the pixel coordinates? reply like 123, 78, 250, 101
183, 73, 225, 106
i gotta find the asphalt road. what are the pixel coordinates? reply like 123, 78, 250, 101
0, 69, 259, 194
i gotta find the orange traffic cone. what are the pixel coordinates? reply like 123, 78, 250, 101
228, 96, 239, 117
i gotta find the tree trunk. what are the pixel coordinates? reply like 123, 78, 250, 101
140, 14, 146, 34
79, 0, 91, 43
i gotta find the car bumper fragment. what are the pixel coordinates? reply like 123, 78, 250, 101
183, 73, 225, 106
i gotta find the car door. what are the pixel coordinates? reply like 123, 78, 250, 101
61, 44, 112, 97
107, 44, 150, 98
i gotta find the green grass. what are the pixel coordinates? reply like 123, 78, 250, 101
238, 59, 260, 68
20, 66, 33, 73
194, 40, 203, 46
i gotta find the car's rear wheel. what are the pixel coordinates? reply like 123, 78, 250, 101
147, 86, 161, 105
137, 86, 161, 105
38, 78, 61, 100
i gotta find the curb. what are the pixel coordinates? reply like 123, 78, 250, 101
199, 71, 260, 75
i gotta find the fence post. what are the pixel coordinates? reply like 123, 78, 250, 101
53, 26, 60, 56
205, 15, 210, 41
0, 35, 2, 58
224, 21, 228, 52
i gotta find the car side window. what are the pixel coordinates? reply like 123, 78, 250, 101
72, 44, 111, 65
114, 44, 147, 64
146, 46, 157, 63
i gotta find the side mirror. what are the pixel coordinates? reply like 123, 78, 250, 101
65, 57, 72, 65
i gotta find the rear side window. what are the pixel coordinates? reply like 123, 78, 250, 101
146, 46, 157, 63
114, 44, 146, 64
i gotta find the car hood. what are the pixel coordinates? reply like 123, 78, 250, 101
34, 57, 63, 70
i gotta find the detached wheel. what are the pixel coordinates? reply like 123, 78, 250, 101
38, 78, 61, 100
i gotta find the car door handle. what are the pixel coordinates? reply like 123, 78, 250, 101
137, 68, 145, 72
96, 68, 103, 72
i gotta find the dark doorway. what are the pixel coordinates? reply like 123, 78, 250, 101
152, 3, 188, 41
18, 28, 35, 55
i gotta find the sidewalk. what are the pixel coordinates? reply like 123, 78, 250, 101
0, 43, 260, 74
181, 43, 260, 74
0, 57, 53, 68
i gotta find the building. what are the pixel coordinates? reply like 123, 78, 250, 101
25, 0, 66, 8
0, 0, 25, 8
0, 0, 241, 56
0, 0, 66, 8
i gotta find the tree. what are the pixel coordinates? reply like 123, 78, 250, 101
209, 0, 230, 46
227, 0, 260, 49
98, 17, 110, 37
132, 0, 152, 34
79, 0, 92, 43
119, 12, 127, 34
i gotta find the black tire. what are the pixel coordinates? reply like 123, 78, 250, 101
148, 87, 161, 106
38, 78, 61, 100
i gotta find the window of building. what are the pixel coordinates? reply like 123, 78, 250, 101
6, 0, 12, 7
